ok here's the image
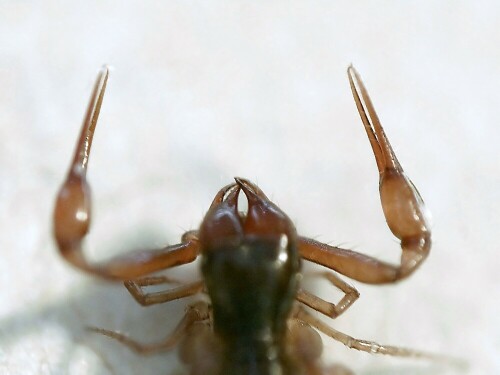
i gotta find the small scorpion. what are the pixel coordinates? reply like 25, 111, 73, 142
54, 66, 436, 375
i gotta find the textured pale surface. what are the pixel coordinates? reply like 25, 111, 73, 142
0, 2, 499, 375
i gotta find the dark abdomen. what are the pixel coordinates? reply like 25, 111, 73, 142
201, 237, 301, 375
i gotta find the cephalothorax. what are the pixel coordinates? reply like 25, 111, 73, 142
54, 66, 433, 374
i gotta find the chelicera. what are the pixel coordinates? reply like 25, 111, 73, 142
53, 66, 433, 375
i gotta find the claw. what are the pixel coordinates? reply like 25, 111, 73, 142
73, 66, 110, 172
200, 178, 297, 250
208, 182, 239, 210
233, 177, 269, 201
53, 67, 200, 280
347, 65, 401, 173
54, 67, 109, 262
234, 177, 296, 238
348, 66, 431, 279
199, 184, 243, 249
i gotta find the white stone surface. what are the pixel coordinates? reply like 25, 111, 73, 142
0, 2, 498, 374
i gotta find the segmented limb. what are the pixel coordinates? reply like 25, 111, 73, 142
298, 66, 431, 284
88, 301, 210, 355
124, 277, 204, 306
295, 307, 442, 360
288, 313, 355, 375
53, 67, 200, 280
296, 271, 359, 319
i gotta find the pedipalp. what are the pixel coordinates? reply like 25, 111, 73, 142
53, 67, 200, 280
297, 66, 431, 284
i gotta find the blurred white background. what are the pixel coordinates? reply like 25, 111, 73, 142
0, 2, 498, 374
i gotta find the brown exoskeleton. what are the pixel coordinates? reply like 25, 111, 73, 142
54, 66, 434, 374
